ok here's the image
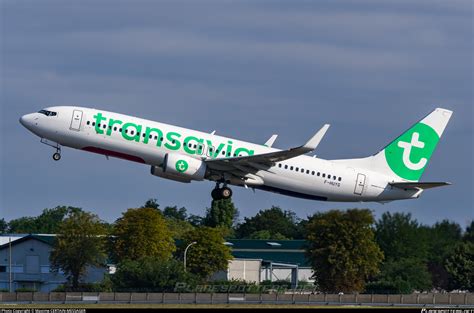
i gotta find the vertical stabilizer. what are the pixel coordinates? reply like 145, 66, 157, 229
336, 108, 453, 182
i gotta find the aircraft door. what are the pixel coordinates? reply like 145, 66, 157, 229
354, 173, 366, 195
70, 110, 83, 131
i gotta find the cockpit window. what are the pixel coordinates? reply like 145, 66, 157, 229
38, 109, 57, 116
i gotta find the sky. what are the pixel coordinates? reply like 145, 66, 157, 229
0, 0, 472, 228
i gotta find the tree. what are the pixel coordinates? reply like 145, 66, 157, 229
371, 259, 432, 293
187, 214, 204, 227
203, 199, 238, 229
464, 221, 474, 243
7, 206, 83, 234
373, 212, 433, 292
306, 209, 383, 293
165, 218, 194, 240
141, 198, 160, 210
179, 227, 233, 280
50, 211, 108, 289
7, 216, 38, 233
375, 212, 429, 261
425, 220, 462, 290
111, 257, 198, 292
112, 208, 175, 262
247, 230, 289, 240
235, 206, 299, 239
163, 206, 187, 221
445, 242, 474, 291
0, 218, 8, 234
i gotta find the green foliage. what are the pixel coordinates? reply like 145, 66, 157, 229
247, 230, 289, 240
7, 206, 83, 234
163, 206, 188, 221
187, 214, 204, 227
445, 242, 474, 291
52, 277, 113, 292
425, 220, 462, 289
235, 206, 300, 239
375, 212, 429, 261
111, 257, 198, 292
464, 221, 474, 243
179, 227, 233, 280
141, 198, 160, 210
203, 198, 238, 229
165, 218, 195, 240
112, 208, 175, 262
50, 211, 108, 289
0, 218, 7, 234
374, 258, 432, 293
306, 209, 383, 293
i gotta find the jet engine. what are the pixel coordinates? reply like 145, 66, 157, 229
150, 153, 207, 183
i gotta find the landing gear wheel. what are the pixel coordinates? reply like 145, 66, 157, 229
221, 187, 232, 199
211, 188, 222, 201
52, 152, 61, 161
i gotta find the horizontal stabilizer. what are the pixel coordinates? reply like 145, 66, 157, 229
389, 181, 451, 190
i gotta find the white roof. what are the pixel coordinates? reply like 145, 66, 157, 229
0, 234, 27, 246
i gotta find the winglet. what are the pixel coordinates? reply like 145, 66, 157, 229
303, 124, 330, 151
264, 134, 278, 147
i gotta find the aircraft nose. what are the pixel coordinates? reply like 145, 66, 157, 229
19, 113, 36, 130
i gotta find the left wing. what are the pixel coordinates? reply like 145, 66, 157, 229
205, 124, 330, 173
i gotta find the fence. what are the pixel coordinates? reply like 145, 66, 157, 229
0, 292, 473, 306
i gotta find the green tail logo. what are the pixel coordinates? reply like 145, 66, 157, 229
384, 123, 439, 181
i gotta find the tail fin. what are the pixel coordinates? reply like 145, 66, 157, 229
336, 108, 453, 181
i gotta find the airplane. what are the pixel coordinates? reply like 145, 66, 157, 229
19, 106, 452, 202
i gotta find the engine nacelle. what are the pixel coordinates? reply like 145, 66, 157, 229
150, 153, 207, 183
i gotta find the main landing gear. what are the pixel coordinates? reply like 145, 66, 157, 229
40, 138, 61, 161
211, 183, 233, 200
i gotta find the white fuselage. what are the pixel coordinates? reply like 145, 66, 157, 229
20, 106, 419, 202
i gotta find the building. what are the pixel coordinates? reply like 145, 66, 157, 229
1, 235, 312, 291
214, 239, 313, 287
0, 234, 107, 292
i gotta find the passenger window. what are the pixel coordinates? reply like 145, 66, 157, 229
103, 125, 106, 129
323, 174, 326, 178
278, 164, 282, 168
154, 136, 158, 139
92, 122, 96, 126
296, 167, 299, 171
285, 165, 288, 169
317, 172, 320, 176
301, 169, 304, 173
290, 166, 294, 170
114, 127, 117, 131
328, 175, 331, 179
311, 171, 315, 175
306, 170, 310, 174
338, 177, 342, 181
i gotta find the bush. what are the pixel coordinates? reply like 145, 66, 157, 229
111, 257, 199, 292
15, 288, 37, 292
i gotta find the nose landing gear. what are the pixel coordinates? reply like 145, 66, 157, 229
211, 183, 233, 200
52, 152, 61, 161
40, 138, 62, 161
